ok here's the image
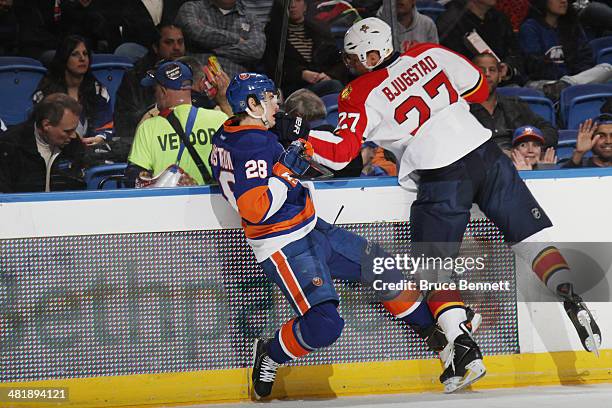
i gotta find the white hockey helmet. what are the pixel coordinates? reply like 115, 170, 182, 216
343, 17, 394, 71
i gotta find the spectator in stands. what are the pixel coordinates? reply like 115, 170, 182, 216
125, 61, 227, 187
0, 117, 6, 133
284, 88, 363, 177
436, 0, 524, 85
14, 0, 63, 60
114, 24, 185, 152
33, 35, 114, 146
496, 0, 530, 31
241, 0, 274, 25
106, 0, 188, 48
510, 125, 557, 170
59, 0, 117, 53
470, 53, 558, 153
0, 0, 18, 56
573, 0, 612, 38
264, 0, 347, 96
0, 93, 88, 193
562, 115, 612, 168
519, 0, 612, 101
177, 55, 233, 116
175, 0, 265, 78
376, 0, 439, 51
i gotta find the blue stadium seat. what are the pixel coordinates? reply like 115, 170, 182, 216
0, 57, 47, 125
497, 87, 556, 126
321, 93, 339, 127
557, 129, 578, 147
589, 36, 612, 60
321, 93, 339, 112
84, 163, 127, 190
326, 108, 339, 128
114, 42, 148, 64
596, 47, 612, 65
90, 54, 133, 112
556, 145, 575, 162
560, 84, 612, 129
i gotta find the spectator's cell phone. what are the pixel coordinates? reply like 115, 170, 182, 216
464, 30, 501, 61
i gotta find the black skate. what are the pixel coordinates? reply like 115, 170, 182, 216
251, 338, 280, 399
557, 283, 602, 357
439, 322, 486, 393
414, 307, 483, 353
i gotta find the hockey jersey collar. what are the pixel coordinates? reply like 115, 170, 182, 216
223, 118, 268, 134
374, 52, 401, 72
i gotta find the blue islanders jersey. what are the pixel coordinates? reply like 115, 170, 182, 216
210, 120, 317, 262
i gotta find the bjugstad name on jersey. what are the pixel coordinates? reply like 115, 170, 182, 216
382, 56, 438, 102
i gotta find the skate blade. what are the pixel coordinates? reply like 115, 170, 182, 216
577, 311, 601, 358
444, 360, 486, 394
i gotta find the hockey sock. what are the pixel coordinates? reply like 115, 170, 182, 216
437, 307, 468, 344
513, 230, 571, 293
267, 301, 344, 364
267, 318, 311, 364
428, 289, 466, 343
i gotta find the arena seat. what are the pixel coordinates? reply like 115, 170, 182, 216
84, 163, 128, 190
560, 84, 612, 129
0, 57, 47, 125
90, 54, 133, 112
497, 87, 556, 126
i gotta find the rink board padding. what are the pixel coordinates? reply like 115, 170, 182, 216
1, 222, 517, 384
2, 350, 611, 407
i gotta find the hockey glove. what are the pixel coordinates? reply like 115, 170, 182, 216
271, 112, 311, 147
272, 139, 314, 187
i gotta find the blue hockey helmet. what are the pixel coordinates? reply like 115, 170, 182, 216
227, 73, 277, 114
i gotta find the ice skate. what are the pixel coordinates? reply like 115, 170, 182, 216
439, 322, 486, 393
557, 283, 602, 357
251, 338, 280, 399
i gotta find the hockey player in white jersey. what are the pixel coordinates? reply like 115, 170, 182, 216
297, 17, 602, 393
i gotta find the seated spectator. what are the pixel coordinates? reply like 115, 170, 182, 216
14, 0, 63, 60
376, 0, 439, 52
242, 0, 275, 25
0, 0, 18, 56
264, 0, 347, 97
0, 93, 88, 193
470, 53, 558, 153
519, 0, 612, 100
496, 0, 530, 31
114, 24, 186, 151
283, 88, 363, 177
562, 115, 612, 168
59, 0, 117, 53
125, 61, 228, 187
177, 55, 233, 115
574, 0, 612, 38
510, 125, 557, 170
33, 35, 114, 146
106, 0, 188, 48
175, 0, 265, 78
436, 0, 524, 85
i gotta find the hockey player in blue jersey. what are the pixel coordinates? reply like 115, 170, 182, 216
210, 73, 477, 399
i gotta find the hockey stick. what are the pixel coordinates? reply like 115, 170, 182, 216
274, 0, 291, 90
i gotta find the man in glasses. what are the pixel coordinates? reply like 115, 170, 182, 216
124, 61, 227, 187
563, 115, 612, 168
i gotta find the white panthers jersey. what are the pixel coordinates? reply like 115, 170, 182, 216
309, 43, 491, 187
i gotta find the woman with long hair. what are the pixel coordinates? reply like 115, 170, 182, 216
519, 0, 612, 99
34, 35, 114, 146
